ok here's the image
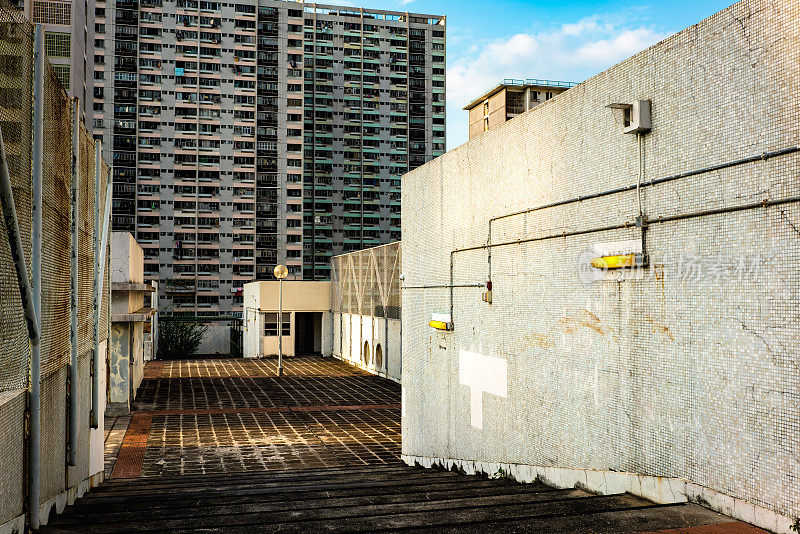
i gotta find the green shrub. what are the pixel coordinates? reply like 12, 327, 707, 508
157, 319, 207, 360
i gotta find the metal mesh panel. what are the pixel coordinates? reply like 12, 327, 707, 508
0, 6, 112, 390
39, 60, 70, 379
0, 9, 32, 391
331, 242, 401, 319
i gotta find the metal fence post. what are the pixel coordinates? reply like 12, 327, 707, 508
29, 22, 45, 530
68, 98, 79, 467
91, 140, 101, 428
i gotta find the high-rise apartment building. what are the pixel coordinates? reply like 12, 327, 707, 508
18, 0, 94, 119
93, 0, 445, 316
464, 79, 576, 140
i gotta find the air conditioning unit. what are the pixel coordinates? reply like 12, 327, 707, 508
607, 99, 651, 134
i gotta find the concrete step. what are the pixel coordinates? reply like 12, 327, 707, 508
40, 465, 737, 534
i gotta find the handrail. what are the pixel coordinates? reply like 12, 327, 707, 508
500, 77, 579, 88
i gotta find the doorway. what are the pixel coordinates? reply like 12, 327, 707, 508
295, 312, 323, 356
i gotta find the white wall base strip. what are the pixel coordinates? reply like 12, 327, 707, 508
0, 470, 104, 533
37, 470, 104, 527
332, 353, 401, 385
0, 514, 24, 534
401, 454, 795, 534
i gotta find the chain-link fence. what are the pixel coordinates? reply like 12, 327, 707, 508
0, 6, 110, 390
0, 8, 33, 391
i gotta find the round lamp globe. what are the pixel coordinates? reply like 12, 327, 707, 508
273, 264, 288, 279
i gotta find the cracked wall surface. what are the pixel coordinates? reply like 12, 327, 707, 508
401, 0, 799, 519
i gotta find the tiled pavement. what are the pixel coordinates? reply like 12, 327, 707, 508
110, 356, 401, 479
102, 415, 130, 478
43, 356, 770, 533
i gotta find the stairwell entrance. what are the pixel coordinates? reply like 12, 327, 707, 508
295, 312, 323, 356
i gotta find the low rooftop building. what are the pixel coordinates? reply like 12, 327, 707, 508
243, 281, 332, 359
464, 78, 577, 140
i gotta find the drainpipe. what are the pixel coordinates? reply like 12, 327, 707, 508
68, 98, 79, 466
29, 23, 44, 529
636, 132, 649, 260
93, 156, 113, 427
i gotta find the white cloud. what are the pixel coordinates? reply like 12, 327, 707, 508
446, 14, 671, 148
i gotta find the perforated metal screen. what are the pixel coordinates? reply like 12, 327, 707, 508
331, 242, 401, 320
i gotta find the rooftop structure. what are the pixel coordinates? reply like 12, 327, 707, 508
464, 78, 577, 139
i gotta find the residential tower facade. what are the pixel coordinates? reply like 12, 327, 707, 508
19, 0, 94, 119
92, 0, 445, 315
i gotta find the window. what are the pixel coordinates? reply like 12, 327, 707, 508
264, 313, 290, 336
52, 64, 70, 88
35, 1, 71, 25
44, 31, 70, 58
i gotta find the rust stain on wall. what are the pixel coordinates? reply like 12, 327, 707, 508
522, 333, 554, 348
654, 324, 675, 341
560, 309, 605, 335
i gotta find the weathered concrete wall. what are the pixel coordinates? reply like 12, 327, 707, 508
109, 232, 146, 414
108, 322, 132, 413
334, 313, 402, 382
108, 322, 143, 414
401, 0, 799, 530
0, 390, 26, 526
197, 323, 232, 355
111, 232, 144, 285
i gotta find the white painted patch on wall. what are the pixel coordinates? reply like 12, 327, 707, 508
458, 350, 508, 430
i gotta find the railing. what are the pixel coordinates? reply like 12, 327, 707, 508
501, 78, 579, 88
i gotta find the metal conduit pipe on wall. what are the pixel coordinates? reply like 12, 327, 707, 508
91, 140, 107, 429
91, 138, 100, 428
452, 146, 800, 330
95, 156, 113, 423
484, 145, 800, 281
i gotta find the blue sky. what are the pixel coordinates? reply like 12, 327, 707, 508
333, 0, 733, 149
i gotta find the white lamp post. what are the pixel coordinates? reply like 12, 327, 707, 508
274, 264, 288, 377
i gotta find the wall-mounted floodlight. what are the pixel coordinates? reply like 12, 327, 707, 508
590, 253, 645, 269
429, 313, 452, 331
